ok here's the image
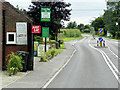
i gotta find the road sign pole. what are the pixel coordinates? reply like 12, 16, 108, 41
100, 42, 102, 47
45, 37, 47, 52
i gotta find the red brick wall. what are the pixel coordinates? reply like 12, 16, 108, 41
2, 2, 31, 67
0, 2, 2, 69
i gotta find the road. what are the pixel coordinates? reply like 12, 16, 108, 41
47, 35, 118, 88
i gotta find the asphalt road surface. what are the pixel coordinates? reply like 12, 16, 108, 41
47, 35, 118, 88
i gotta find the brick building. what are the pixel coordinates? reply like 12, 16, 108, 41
0, 1, 34, 70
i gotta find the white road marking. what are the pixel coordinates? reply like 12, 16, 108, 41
88, 38, 120, 84
104, 38, 119, 59
42, 41, 78, 88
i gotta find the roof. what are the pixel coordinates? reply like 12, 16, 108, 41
2, 2, 33, 23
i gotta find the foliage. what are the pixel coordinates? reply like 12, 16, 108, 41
34, 36, 43, 43
50, 40, 56, 44
40, 48, 63, 62
63, 36, 83, 41
63, 29, 81, 37
91, 2, 120, 39
91, 17, 105, 34
27, 2, 71, 39
66, 21, 77, 29
59, 43, 66, 49
6, 52, 24, 76
77, 24, 84, 32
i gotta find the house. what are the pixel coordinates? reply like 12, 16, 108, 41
0, 1, 34, 71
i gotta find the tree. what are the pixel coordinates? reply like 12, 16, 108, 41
103, 1, 120, 38
77, 24, 84, 32
91, 17, 105, 35
84, 25, 90, 29
27, 2, 71, 40
66, 21, 77, 29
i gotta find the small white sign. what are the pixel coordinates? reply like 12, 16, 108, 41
58, 33, 63, 40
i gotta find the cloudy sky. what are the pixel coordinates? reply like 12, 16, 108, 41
6, 0, 107, 26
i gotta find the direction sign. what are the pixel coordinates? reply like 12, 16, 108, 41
99, 37, 103, 42
42, 27, 49, 38
98, 28, 104, 34
32, 25, 41, 33
41, 8, 51, 22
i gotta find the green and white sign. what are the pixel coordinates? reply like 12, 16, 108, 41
42, 27, 49, 38
41, 8, 51, 22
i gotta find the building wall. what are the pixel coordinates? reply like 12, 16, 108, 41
0, 2, 2, 69
2, 2, 33, 69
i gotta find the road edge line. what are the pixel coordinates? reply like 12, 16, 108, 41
88, 39, 120, 84
42, 41, 77, 88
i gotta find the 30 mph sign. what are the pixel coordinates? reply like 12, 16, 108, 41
32, 25, 41, 33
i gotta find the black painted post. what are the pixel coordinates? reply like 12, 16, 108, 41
45, 37, 47, 52
2, 10, 6, 70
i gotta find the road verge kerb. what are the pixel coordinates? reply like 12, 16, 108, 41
42, 41, 78, 88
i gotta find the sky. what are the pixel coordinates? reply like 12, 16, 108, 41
6, 0, 107, 26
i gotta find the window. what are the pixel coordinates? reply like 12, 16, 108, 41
6, 32, 16, 44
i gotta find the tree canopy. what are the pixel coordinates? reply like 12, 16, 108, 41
27, 2, 72, 39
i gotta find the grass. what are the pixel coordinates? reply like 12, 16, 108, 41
63, 36, 83, 42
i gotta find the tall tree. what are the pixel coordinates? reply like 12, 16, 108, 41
91, 17, 105, 34
103, 1, 120, 38
27, 2, 71, 39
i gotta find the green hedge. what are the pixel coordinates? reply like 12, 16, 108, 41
63, 29, 81, 37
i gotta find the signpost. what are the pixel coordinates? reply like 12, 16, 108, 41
41, 7, 51, 52
32, 25, 41, 33
42, 27, 49, 52
41, 8, 51, 22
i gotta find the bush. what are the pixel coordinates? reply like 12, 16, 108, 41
63, 29, 81, 37
50, 48, 56, 57
6, 52, 24, 76
50, 40, 56, 44
40, 48, 63, 62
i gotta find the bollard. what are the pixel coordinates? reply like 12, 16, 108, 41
97, 40, 99, 46
100, 42, 102, 47
103, 40, 105, 47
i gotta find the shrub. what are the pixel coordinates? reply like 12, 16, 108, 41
50, 40, 56, 44
50, 48, 56, 57
6, 52, 24, 76
63, 29, 81, 37
40, 48, 63, 62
